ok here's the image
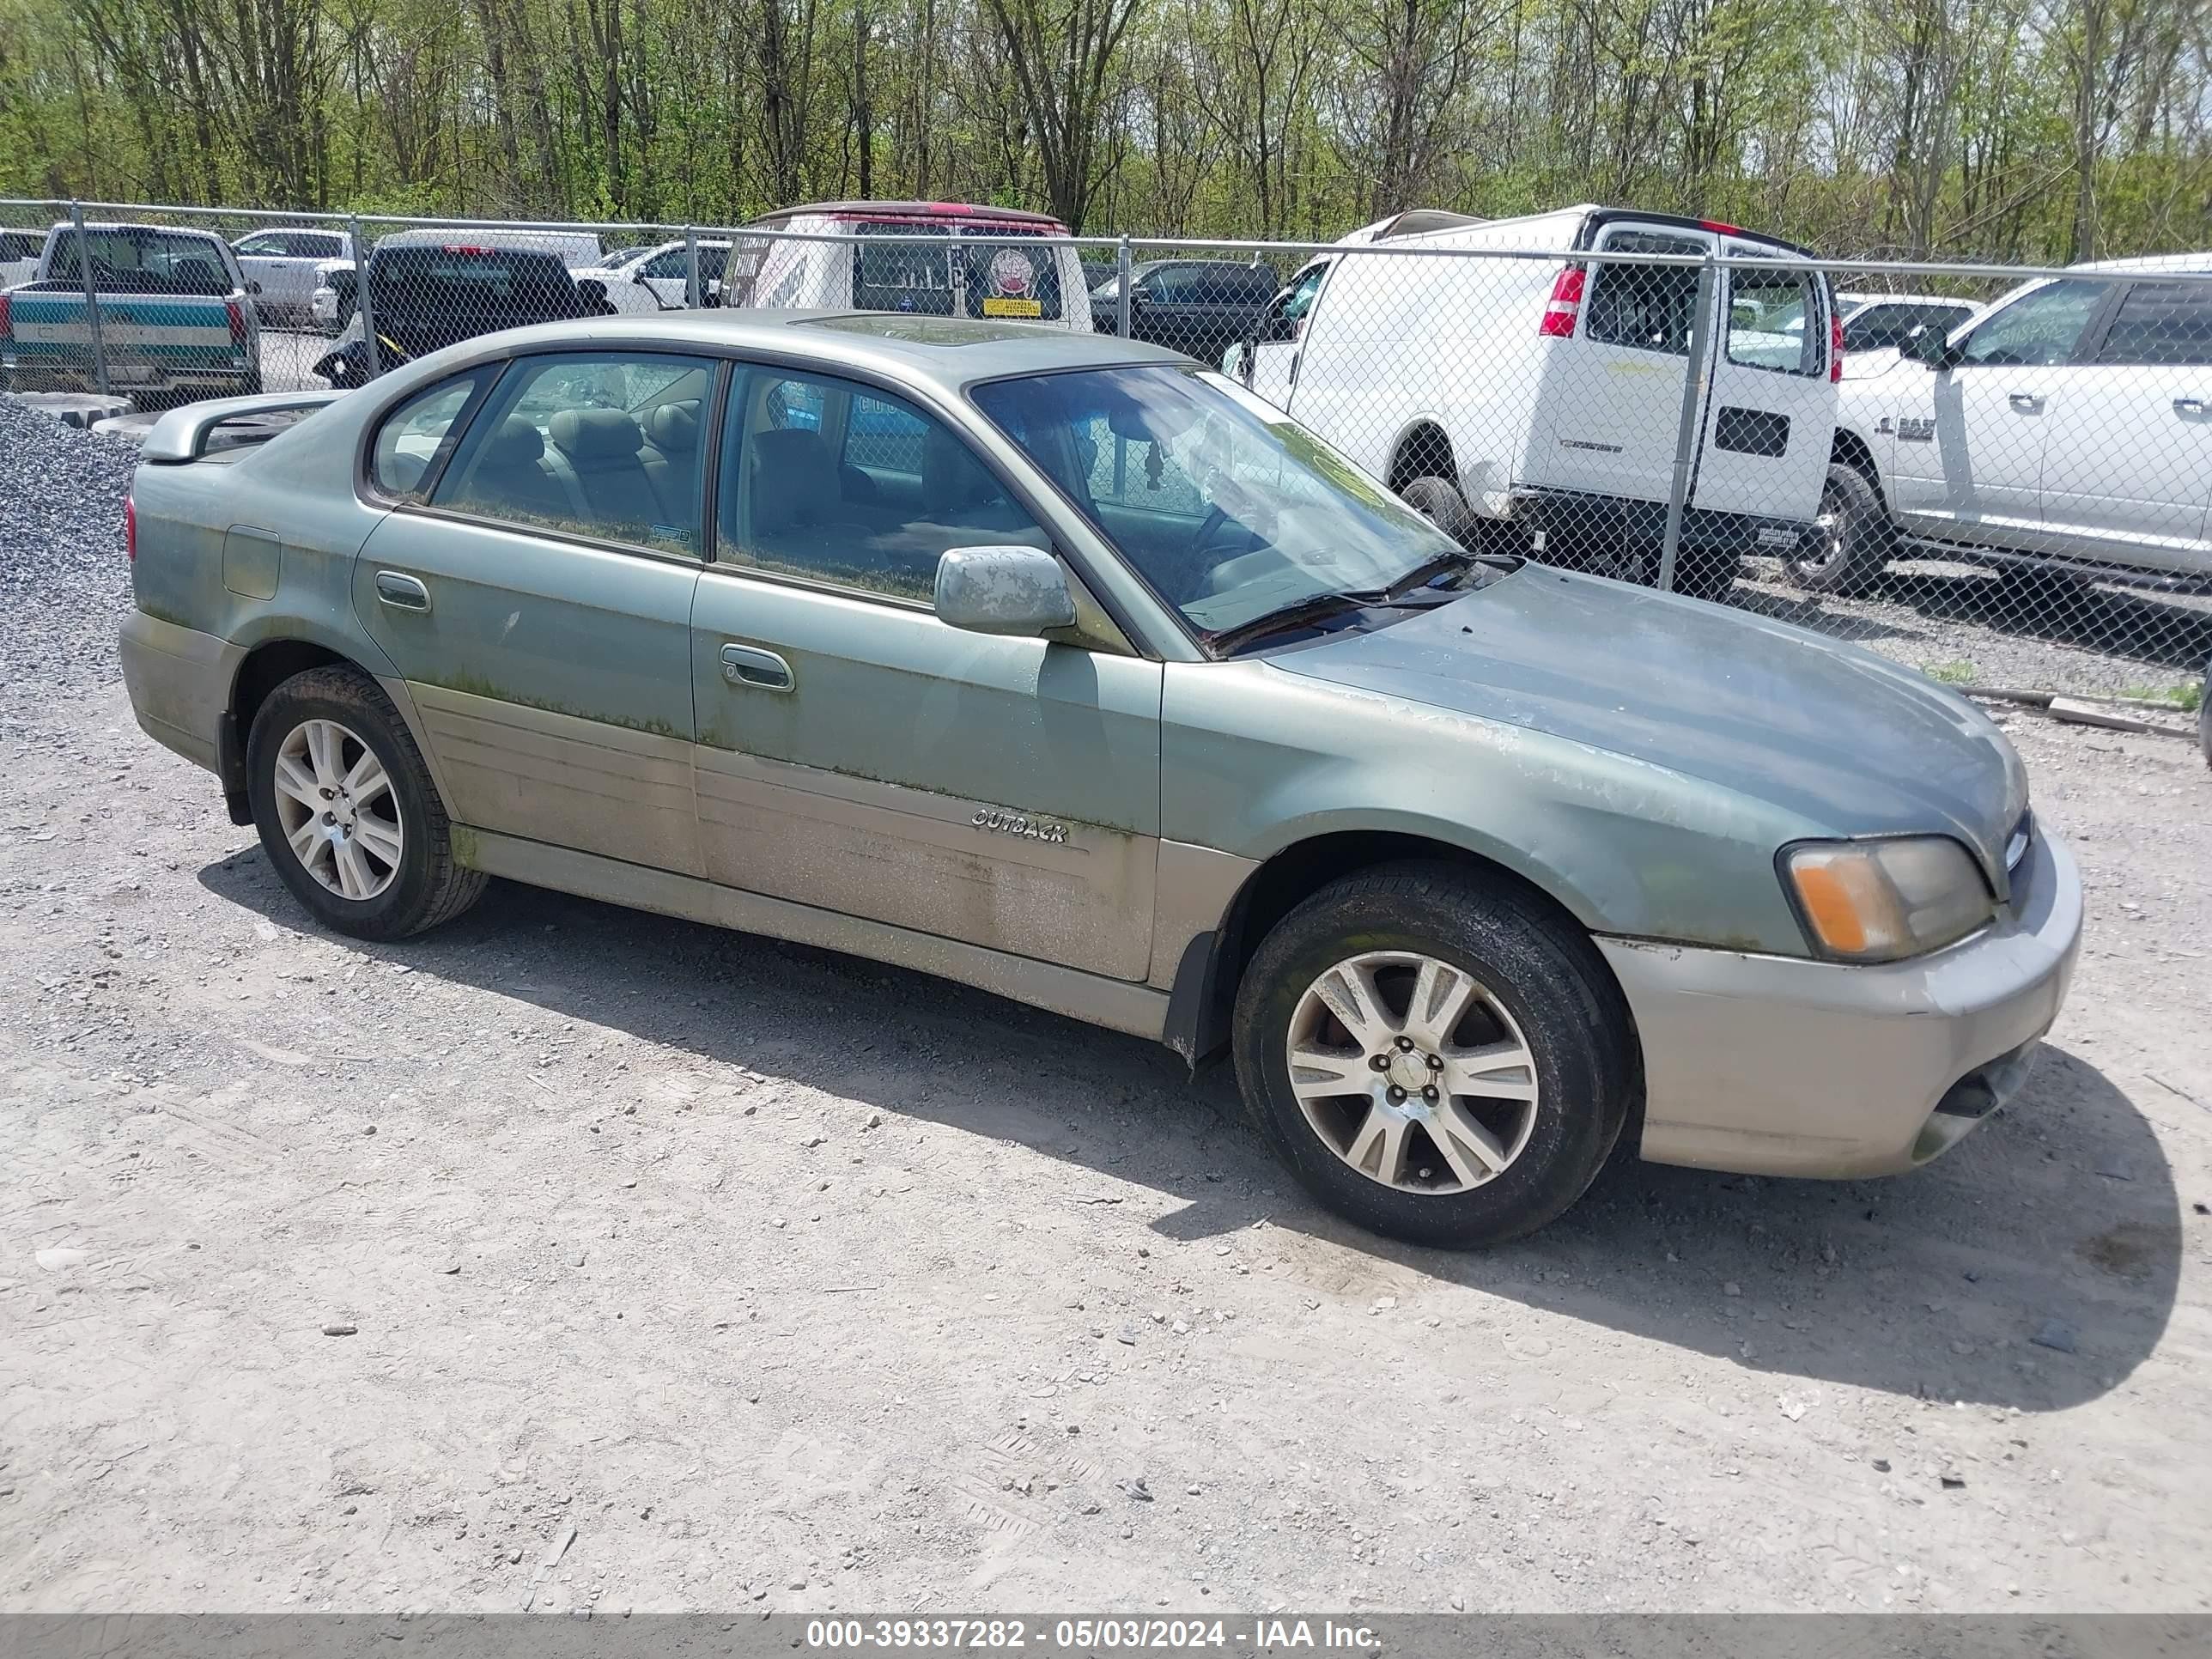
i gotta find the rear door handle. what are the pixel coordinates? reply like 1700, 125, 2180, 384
2175, 397, 2206, 416
2008, 392, 2045, 412
720, 642, 793, 692
374, 570, 429, 611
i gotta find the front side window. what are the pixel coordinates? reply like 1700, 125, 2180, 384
2094, 283, 2212, 367
431, 352, 715, 554
974, 365, 1480, 640
641, 247, 690, 281
1959, 278, 2108, 367
1727, 264, 1823, 375
234, 232, 286, 258
1275, 262, 1328, 330
720, 368, 1046, 602
369, 370, 491, 501
1583, 233, 1704, 356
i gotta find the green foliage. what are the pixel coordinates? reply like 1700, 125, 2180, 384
0, 0, 2206, 257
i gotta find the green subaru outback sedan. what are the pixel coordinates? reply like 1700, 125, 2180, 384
117, 313, 2081, 1247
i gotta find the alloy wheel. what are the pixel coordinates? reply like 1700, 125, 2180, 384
270, 718, 405, 901
1284, 950, 1540, 1194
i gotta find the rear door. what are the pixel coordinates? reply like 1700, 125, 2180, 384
353, 349, 716, 874
1534, 222, 1709, 507
1694, 240, 1836, 524
2035, 278, 2212, 574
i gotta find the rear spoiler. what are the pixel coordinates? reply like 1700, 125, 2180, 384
141, 390, 344, 463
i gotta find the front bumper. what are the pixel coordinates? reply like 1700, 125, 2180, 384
1602, 825, 2082, 1178
118, 608, 240, 776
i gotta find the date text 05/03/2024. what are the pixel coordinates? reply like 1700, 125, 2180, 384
804, 1619, 1382, 1651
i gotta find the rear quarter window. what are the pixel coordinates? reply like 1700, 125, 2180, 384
369, 369, 494, 502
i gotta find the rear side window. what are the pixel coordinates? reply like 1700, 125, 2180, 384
432, 352, 716, 555
1583, 233, 1703, 356
368, 370, 491, 501
288, 231, 344, 258
1727, 262, 1823, 375
2094, 283, 2212, 367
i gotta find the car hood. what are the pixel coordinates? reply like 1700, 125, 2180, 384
1271, 566, 2028, 882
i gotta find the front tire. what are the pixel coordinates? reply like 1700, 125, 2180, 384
1400, 475, 1472, 542
1786, 464, 1893, 593
246, 665, 484, 940
1231, 864, 1637, 1248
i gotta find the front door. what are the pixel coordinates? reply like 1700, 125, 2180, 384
1888, 276, 2112, 550
2036, 279, 2212, 574
1243, 258, 1329, 410
690, 362, 1163, 980
355, 349, 717, 875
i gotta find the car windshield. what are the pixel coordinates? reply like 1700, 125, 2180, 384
971, 365, 1488, 641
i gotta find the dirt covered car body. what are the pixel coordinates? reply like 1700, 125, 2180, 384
117, 312, 2081, 1246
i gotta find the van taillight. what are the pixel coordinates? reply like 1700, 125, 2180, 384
226, 299, 247, 345
1830, 308, 1844, 382
125, 495, 136, 562
1539, 265, 1584, 337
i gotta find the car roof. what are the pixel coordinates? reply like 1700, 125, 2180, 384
446, 308, 1190, 389
2071, 250, 2212, 276
747, 200, 1067, 230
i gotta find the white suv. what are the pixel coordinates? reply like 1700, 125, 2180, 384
1804, 253, 2212, 591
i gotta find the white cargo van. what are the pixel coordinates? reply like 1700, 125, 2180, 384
1229, 204, 1842, 584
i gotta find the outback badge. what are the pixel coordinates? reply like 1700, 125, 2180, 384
971, 806, 1069, 845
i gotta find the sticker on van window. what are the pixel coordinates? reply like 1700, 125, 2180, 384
981, 247, 1042, 316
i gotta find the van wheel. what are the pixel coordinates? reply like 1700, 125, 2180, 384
1400, 476, 1472, 541
1231, 863, 1636, 1249
246, 665, 485, 941
1787, 465, 1893, 594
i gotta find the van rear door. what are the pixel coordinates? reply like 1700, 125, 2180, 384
1695, 236, 1836, 526
1531, 222, 1710, 508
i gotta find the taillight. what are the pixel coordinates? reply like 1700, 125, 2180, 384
226, 299, 247, 346
125, 495, 136, 562
0, 290, 11, 340
1540, 265, 1584, 337
1830, 307, 1844, 382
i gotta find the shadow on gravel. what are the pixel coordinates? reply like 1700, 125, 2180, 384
202, 849, 2182, 1417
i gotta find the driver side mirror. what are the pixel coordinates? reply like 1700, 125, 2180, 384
934, 546, 1077, 637
1900, 324, 1956, 368
246, 280, 263, 296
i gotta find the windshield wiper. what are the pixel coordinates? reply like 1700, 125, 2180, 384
1382, 546, 1518, 600
1204, 586, 1427, 656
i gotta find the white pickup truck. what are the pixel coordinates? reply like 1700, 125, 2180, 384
1804, 253, 2212, 592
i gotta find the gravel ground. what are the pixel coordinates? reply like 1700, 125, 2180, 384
3, 397, 2210, 1615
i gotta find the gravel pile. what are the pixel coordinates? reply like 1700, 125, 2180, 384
0, 394, 138, 714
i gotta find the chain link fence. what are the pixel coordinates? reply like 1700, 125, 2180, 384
3, 197, 2208, 708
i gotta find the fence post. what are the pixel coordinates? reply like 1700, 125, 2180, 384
1656, 246, 1717, 594
1115, 234, 1132, 339
349, 214, 380, 383
684, 225, 701, 309
68, 200, 111, 401
950, 223, 964, 317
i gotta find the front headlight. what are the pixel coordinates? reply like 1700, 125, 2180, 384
1781, 836, 1996, 963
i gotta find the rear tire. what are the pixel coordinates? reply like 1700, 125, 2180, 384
1786, 464, 1893, 594
247, 665, 484, 941
1231, 862, 1637, 1249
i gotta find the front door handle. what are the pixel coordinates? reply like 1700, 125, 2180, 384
2174, 397, 2206, 416
720, 642, 793, 692
2008, 392, 2045, 412
374, 570, 430, 611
